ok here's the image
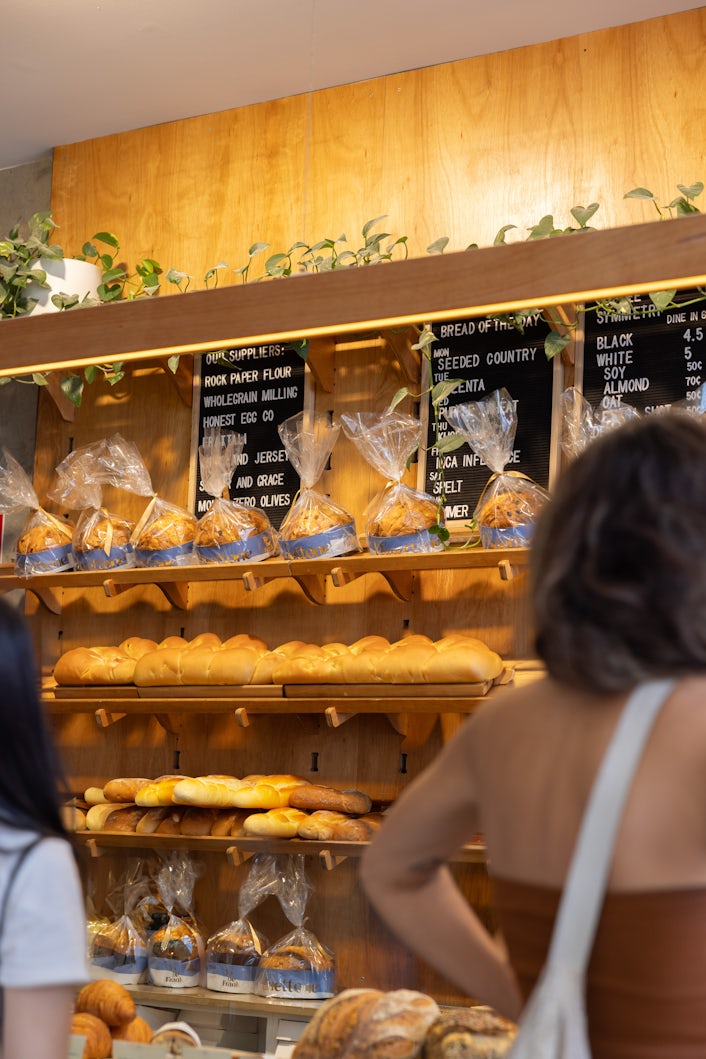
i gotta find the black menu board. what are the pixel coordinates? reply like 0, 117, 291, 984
421, 313, 557, 524
193, 343, 308, 529
581, 291, 706, 412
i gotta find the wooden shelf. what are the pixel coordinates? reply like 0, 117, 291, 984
125, 983, 323, 1019
75, 830, 486, 865
0, 547, 528, 612
2, 214, 706, 374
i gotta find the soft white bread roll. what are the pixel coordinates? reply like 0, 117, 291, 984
250, 641, 309, 684
187, 632, 223, 649
334, 647, 388, 684
206, 646, 265, 685
423, 635, 504, 682
179, 645, 221, 685
172, 776, 249, 808
61, 805, 87, 830
86, 803, 129, 830
158, 635, 189, 649
272, 646, 339, 684
222, 633, 269, 652
376, 637, 438, 683
231, 774, 309, 809
135, 775, 191, 806
133, 648, 183, 686
119, 636, 159, 659
288, 784, 372, 815
296, 810, 354, 840
53, 645, 136, 686
84, 786, 108, 805
243, 807, 309, 837
103, 777, 151, 803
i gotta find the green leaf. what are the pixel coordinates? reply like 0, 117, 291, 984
81, 241, 98, 257
167, 354, 181, 373
107, 371, 125, 386
431, 378, 463, 404
289, 339, 309, 361
494, 224, 517, 245
31, 372, 48, 386
649, 289, 677, 311
387, 386, 413, 411
60, 374, 84, 406
435, 431, 466, 454
527, 215, 558, 239
544, 331, 570, 360
248, 242, 269, 258
570, 202, 600, 227
426, 236, 449, 255
429, 523, 450, 543
83, 365, 99, 383
677, 182, 704, 200
92, 231, 120, 249
624, 187, 656, 200
362, 215, 388, 239
672, 198, 700, 215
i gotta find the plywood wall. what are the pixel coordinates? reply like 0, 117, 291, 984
51, 8, 706, 283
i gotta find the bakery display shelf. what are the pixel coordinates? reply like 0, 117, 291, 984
0, 546, 528, 613
126, 983, 323, 1020
75, 830, 487, 866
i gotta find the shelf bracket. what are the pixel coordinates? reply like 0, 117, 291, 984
393, 712, 439, 751
498, 560, 521, 581
155, 713, 188, 736
383, 326, 422, 387
306, 337, 336, 392
43, 371, 77, 422
226, 846, 254, 867
234, 707, 250, 727
103, 577, 189, 610
319, 849, 348, 871
292, 575, 326, 605
381, 570, 413, 601
325, 706, 355, 728
330, 566, 360, 589
95, 708, 127, 728
85, 838, 107, 858
27, 586, 63, 615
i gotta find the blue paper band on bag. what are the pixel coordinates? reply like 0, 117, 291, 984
196, 529, 276, 564
207, 963, 258, 992
91, 953, 148, 975
255, 967, 336, 998
135, 542, 195, 568
15, 543, 73, 575
279, 522, 358, 560
479, 522, 536, 549
73, 544, 136, 571
367, 529, 445, 555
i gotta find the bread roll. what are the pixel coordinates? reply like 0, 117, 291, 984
222, 633, 269, 652
86, 803, 129, 830
62, 804, 87, 830
250, 641, 308, 684
155, 808, 186, 834
136, 509, 196, 549
424, 1006, 517, 1059
206, 645, 265, 685
209, 808, 251, 837
70, 1011, 113, 1059
102, 806, 146, 833
179, 644, 221, 685
135, 806, 173, 834
135, 776, 190, 806
289, 784, 372, 816
84, 787, 108, 805
179, 807, 220, 836
133, 648, 183, 686
103, 777, 151, 803
172, 775, 248, 808
75, 978, 136, 1027
53, 645, 136, 686
243, 807, 309, 837
292, 988, 440, 1059
17, 515, 73, 554
119, 636, 158, 659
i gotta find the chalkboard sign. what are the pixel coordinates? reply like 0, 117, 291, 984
580, 290, 706, 412
420, 313, 559, 525
192, 343, 309, 529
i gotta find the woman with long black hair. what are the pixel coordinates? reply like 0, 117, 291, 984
0, 597, 86, 1057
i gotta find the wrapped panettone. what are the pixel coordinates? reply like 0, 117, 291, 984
0, 446, 75, 574
195, 428, 277, 563
340, 410, 444, 554
133, 497, 197, 567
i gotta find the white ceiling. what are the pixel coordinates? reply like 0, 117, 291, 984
3, 0, 700, 172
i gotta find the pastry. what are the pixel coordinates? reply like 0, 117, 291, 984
75, 978, 136, 1027
369, 492, 438, 537
195, 502, 270, 546
477, 489, 541, 529
136, 510, 196, 550
111, 1016, 153, 1043
75, 512, 133, 552
17, 516, 73, 554
243, 806, 309, 837
280, 494, 352, 540
70, 1011, 113, 1059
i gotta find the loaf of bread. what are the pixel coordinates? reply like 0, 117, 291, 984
101, 806, 146, 832
135, 806, 173, 834
17, 513, 73, 554
209, 808, 251, 837
172, 775, 248, 808
423, 1006, 517, 1059
280, 493, 353, 540
477, 487, 542, 529
233, 774, 309, 809
71, 1011, 113, 1059
74, 509, 134, 553
195, 501, 271, 546
179, 806, 221, 836
86, 803, 130, 830
293, 988, 440, 1059
103, 777, 151, 803
243, 806, 309, 837
289, 784, 372, 815
296, 810, 383, 841
369, 490, 438, 537
155, 807, 186, 834
135, 508, 197, 550
75, 978, 136, 1027
54, 637, 157, 686
135, 776, 191, 807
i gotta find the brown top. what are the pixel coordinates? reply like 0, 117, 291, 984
492, 874, 706, 1058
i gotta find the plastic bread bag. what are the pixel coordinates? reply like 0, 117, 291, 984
196, 426, 277, 564
0, 447, 74, 575
206, 855, 271, 993
559, 386, 641, 460
254, 855, 336, 999
89, 864, 148, 984
147, 853, 205, 988
277, 411, 358, 559
340, 410, 443, 554
47, 440, 137, 572
443, 388, 549, 548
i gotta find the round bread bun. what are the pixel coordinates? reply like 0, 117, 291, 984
195, 503, 269, 546
17, 518, 73, 554
369, 493, 437, 537
77, 513, 133, 551
281, 495, 351, 539
136, 510, 196, 550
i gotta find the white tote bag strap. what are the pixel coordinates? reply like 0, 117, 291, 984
547, 678, 676, 969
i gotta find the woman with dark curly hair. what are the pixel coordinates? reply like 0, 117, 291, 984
361, 411, 706, 1058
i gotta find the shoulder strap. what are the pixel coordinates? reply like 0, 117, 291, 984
547, 678, 676, 970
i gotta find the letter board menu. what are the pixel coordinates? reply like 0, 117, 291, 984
580, 290, 706, 412
193, 343, 308, 529
421, 313, 558, 525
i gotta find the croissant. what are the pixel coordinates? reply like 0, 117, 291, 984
70, 1012, 113, 1059
111, 1015, 153, 1043
75, 977, 137, 1027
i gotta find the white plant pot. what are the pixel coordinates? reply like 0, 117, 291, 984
27, 258, 102, 314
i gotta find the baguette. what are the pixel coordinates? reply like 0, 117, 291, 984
102, 806, 146, 832
135, 806, 173, 834
209, 808, 251, 837
86, 803, 130, 830
289, 784, 372, 816
179, 806, 220, 836
103, 777, 151, 803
